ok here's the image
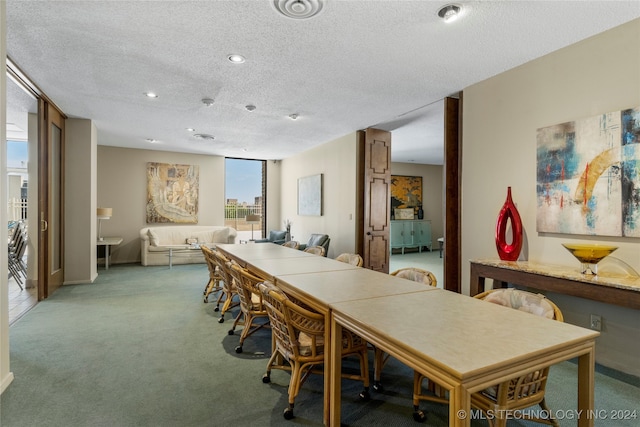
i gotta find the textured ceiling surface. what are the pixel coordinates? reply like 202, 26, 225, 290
6, 1, 640, 164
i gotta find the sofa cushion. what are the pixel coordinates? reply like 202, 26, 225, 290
147, 229, 160, 246
269, 230, 287, 241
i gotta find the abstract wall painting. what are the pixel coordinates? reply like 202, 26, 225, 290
146, 162, 199, 223
298, 174, 322, 216
391, 175, 423, 212
536, 107, 640, 237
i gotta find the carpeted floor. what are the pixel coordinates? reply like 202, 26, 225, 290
1, 263, 638, 426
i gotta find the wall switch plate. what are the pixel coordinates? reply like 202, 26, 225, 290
590, 314, 602, 331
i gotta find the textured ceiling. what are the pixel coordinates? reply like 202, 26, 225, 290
6, 1, 640, 165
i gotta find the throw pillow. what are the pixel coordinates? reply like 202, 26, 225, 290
147, 229, 160, 246
212, 228, 230, 243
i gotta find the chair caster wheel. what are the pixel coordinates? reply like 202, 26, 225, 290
218, 317, 225, 323
359, 389, 370, 400
228, 329, 234, 336
413, 409, 427, 422
262, 374, 271, 383
373, 382, 383, 392
283, 408, 294, 420
214, 307, 220, 312
235, 345, 243, 354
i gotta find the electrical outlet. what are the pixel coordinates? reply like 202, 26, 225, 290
590, 314, 602, 331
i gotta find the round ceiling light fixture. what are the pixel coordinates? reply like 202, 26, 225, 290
437, 4, 462, 23
273, 0, 324, 20
245, 104, 256, 112
201, 98, 215, 107
228, 54, 246, 64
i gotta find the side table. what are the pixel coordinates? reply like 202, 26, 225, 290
96, 237, 123, 270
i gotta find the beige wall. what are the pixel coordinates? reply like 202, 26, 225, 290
391, 162, 444, 248
462, 19, 640, 376
0, 0, 13, 394
280, 133, 358, 258
65, 119, 98, 284
97, 146, 226, 265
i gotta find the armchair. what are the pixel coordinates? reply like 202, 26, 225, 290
298, 234, 330, 256
255, 230, 287, 245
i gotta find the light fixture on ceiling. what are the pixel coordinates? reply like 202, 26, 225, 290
437, 4, 461, 23
201, 98, 215, 107
144, 92, 158, 98
245, 104, 256, 112
186, 127, 195, 132
146, 138, 158, 143
193, 133, 215, 141
289, 113, 299, 120
273, 0, 324, 20
228, 54, 246, 64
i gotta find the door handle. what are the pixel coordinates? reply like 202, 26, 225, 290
41, 219, 48, 232
366, 232, 371, 235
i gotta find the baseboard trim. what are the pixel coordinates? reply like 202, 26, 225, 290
1, 372, 15, 394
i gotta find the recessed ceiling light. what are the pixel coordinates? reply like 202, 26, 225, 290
437, 4, 462, 23
245, 105, 256, 112
273, 0, 324, 20
186, 128, 195, 132
289, 113, 299, 120
201, 98, 215, 107
146, 138, 158, 143
228, 54, 246, 64
144, 92, 158, 98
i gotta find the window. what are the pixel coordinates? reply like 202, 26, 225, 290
225, 158, 265, 241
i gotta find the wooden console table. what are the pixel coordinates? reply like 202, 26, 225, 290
470, 259, 640, 310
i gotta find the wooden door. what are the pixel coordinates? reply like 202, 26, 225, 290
443, 96, 461, 292
357, 128, 391, 273
38, 100, 65, 299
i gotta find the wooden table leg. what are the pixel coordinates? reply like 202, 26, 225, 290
577, 346, 596, 427
448, 384, 471, 427
329, 318, 342, 426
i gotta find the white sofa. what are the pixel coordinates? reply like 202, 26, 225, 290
140, 225, 237, 266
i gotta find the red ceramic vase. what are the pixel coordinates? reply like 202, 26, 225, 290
495, 187, 523, 261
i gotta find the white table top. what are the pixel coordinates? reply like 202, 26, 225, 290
276, 267, 436, 307
332, 289, 600, 380
96, 237, 123, 246
216, 243, 313, 262
245, 255, 360, 281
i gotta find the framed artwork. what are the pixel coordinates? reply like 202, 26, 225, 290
146, 162, 199, 223
298, 174, 322, 216
391, 175, 423, 213
536, 106, 640, 237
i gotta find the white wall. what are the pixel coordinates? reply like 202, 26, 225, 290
462, 19, 640, 376
280, 133, 358, 258
96, 146, 226, 266
391, 162, 444, 247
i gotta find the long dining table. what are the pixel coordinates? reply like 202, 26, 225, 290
215, 243, 599, 426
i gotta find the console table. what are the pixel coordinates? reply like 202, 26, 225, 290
470, 259, 640, 310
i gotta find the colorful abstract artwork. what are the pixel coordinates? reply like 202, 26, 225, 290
146, 162, 199, 223
391, 175, 422, 212
536, 107, 640, 237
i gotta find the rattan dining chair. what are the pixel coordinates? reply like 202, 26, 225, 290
210, 249, 239, 323
200, 245, 223, 303
335, 253, 363, 267
282, 240, 300, 249
372, 267, 438, 393
259, 281, 370, 420
226, 263, 270, 353
302, 245, 325, 256
412, 288, 563, 426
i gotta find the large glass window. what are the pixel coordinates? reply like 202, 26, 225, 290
225, 158, 265, 242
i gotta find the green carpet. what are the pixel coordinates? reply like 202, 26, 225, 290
1, 263, 638, 426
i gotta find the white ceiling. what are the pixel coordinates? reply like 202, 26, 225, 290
5, 1, 640, 165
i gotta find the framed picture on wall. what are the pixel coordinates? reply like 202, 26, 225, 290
298, 174, 323, 216
391, 175, 422, 214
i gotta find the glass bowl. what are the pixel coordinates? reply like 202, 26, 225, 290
562, 243, 618, 275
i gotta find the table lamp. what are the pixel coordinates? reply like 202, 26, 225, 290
97, 207, 112, 241
246, 214, 261, 241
